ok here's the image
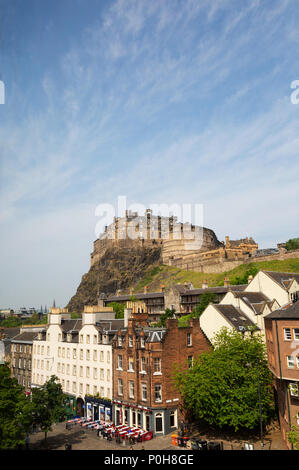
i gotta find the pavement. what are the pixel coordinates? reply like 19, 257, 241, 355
27, 420, 288, 451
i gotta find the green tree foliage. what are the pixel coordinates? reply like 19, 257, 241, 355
0, 364, 33, 449
107, 302, 125, 319
287, 425, 299, 450
155, 308, 176, 327
230, 265, 259, 285
174, 328, 275, 431
192, 292, 218, 317
285, 238, 299, 251
31, 375, 66, 441
0, 317, 22, 328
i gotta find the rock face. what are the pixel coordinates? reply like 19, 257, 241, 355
67, 244, 162, 312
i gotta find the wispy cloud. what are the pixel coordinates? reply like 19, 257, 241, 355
0, 0, 299, 307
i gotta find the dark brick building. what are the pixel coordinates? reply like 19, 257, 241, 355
111, 311, 211, 435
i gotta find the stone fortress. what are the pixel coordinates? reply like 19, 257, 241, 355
91, 209, 263, 274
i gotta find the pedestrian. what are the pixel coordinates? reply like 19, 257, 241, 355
25, 435, 30, 450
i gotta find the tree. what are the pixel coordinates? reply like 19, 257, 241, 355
192, 292, 218, 317
174, 328, 275, 431
31, 375, 66, 441
0, 364, 33, 449
0, 316, 22, 328
285, 238, 299, 251
287, 424, 299, 450
230, 265, 259, 285
156, 308, 175, 327
107, 302, 125, 319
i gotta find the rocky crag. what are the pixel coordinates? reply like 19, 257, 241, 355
67, 244, 162, 312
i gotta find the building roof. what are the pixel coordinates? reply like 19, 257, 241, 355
263, 271, 299, 290
213, 304, 258, 331
11, 331, 38, 343
181, 284, 247, 296
2, 328, 20, 339
265, 301, 299, 320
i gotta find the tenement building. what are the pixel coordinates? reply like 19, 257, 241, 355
31, 304, 124, 420
111, 309, 211, 436
10, 325, 45, 393
264, 301, 299, 449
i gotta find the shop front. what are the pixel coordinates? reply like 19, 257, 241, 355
112, 400, 152, 431
64, 394, 77, 420
112, 400, 178, 436
84, 396, 112, 422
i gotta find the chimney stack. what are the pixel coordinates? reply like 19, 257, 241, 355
144, 285, 149, 294
124, 308, 132, 328
248, 274, 253, 284
160, 284, 165, 293
202, 280, 208, 289
129, 287, 134, 295
224, 277, 230, 287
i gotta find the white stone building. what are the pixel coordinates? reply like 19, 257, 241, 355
31, 305, 124, 419
200, 270, 299, 344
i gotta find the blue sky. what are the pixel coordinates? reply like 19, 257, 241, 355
0, 0, 298, 309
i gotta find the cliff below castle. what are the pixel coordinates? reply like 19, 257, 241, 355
67, 243, 162, 312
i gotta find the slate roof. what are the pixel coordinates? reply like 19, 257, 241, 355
264, 301, 299, 320
181, 284, 247, 296
213, 304, 258, 330
263, 271, 299, 290
11, 331, 39, 343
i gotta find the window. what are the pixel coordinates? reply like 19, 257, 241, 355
287, 356, 295, 368
129, 336, 133, 347
80, 335, 83, 343
100, 386, 104, 396
107, 351, 110, 363
79, 383, 83, 394
93, 385, 97, 395
188, 356, 193, 368
154, 358, 161, 373
80, 366, 83, 377
73, 365, 77, 376
100, 351, 104, 362
94, 335, 97, 344
67, 348, 70, 358
66, 364, 70, 375
117, 355, 123, 370
73, 349, 77, 359
129, 381, 134, 399
128, 358, 134, 371
284, 328, 292, 341
118, 336, 122, 347
141, 383, 147, 401
100, 368, 104, 380
72, 382, 76, 393
154, 384, 162, 402
93, 350, 97, 361
86, 349, 90, 360
140, 357, 146, 372
80, 349, 83, 360
170, 410, 176, 428
107, 369, 110, 381
296, 356, 299, 369
187, 333, 192, 346
86, 384, 90, 394
140, 337, 145, 348
86, 366, 90, 378
118, 379, 123, 396
86, 335, 90, 344
293, 329, 299, 341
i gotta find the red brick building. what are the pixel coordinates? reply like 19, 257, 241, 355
111, 311, 211, 435
264, 301, 299, 449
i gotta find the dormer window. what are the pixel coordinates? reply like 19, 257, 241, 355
129, 336, 133, 347
118, 336, 123, 347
